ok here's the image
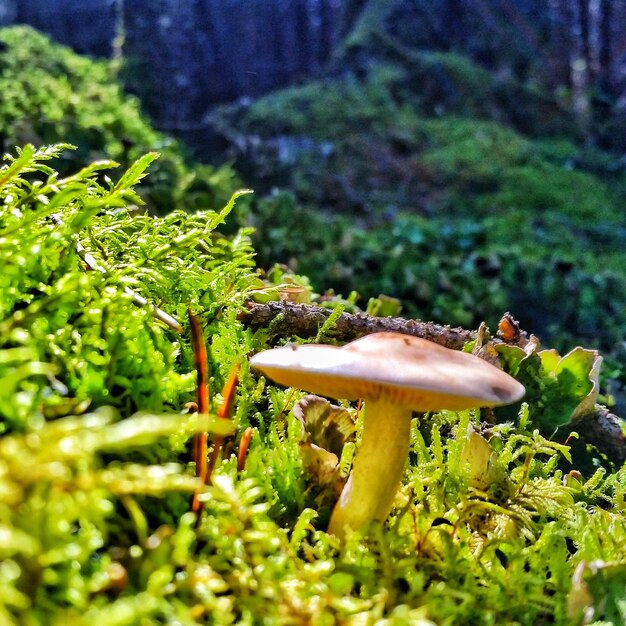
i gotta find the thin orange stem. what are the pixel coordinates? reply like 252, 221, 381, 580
237, 427, 254, 472
188, 309, 210, 514
218, 363, 240, 419
206, 363, 240, 485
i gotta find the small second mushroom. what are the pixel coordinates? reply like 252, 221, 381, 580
250, 332, 525, 539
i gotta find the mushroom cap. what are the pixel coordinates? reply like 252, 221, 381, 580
250, 332, 524, 411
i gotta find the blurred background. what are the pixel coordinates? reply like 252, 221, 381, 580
1, 0, 626, 407
5, 1, 626, 147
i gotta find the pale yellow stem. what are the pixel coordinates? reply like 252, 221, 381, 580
327, 400, 411, 539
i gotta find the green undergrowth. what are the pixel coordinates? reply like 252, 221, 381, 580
230, 69, 625, 251
0, 26, 238, 214
0, 146, 624, 624
2, 23, 624, 398
211, 69, 626, 392
251, 191, 626, 375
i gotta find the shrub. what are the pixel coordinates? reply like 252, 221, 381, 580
0, 26, 237, 214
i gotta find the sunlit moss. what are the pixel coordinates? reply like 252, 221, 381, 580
0, 26, 238, 214
0, 92, 624, 626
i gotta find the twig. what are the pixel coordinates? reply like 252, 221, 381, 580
238, 300, 477, 349
50, 214, 183, 333
237, 427, 254, 472
570, 406, 626, 467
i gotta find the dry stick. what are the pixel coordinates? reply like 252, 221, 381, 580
238, 300, 478, 349
50, 214, 183, 334
571, 406, 626, 467
188, 309, 210, 514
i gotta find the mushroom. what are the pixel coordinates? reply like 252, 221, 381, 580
250, 332, 525, 538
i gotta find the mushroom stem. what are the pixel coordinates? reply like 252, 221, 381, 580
327, 400, 412, 538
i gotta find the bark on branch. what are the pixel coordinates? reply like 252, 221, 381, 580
572, 406, 626, 467
238, 300, 477, 349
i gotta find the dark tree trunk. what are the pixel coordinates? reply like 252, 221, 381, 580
576, 0, 592, 82
119, 0, 346, 128
598, 0, 613, 94
319, 0, 335, 59
545, 0, 574, 89
294, 1, 313, 75
441, 0, 465, 51
14, 0, 115, 56
590, 0, 616, 148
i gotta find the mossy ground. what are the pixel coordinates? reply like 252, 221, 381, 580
208, 61, 626, 408
0, 26, 238, 216
0, 26, 624, 626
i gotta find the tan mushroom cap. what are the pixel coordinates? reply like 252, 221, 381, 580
250, 332, 524, 411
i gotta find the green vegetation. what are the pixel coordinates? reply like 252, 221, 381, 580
0, 142, 624, 626
0, 26, 237, 214
0, 143, 255, 430
0, 26, 624, 625
213, 67, 626, 389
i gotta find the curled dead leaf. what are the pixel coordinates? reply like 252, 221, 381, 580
292, 394, 356, 458
292, 395, 357, 507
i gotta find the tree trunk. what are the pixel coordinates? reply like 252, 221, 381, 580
598, 0, 613, 94
0, 0, 16, 26
548, 0, 574, 89
576, 0, 592, 82
590, 0, 616, 147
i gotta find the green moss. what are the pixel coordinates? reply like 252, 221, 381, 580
0, 146, 624, 625
491, 164, 613, 221
208, 68, 626, 377
0, 145, 255, 429
0, 26, 237, 214
232, 71, 623, 222
411, 117, 621, 229
241, 69, 400, 141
